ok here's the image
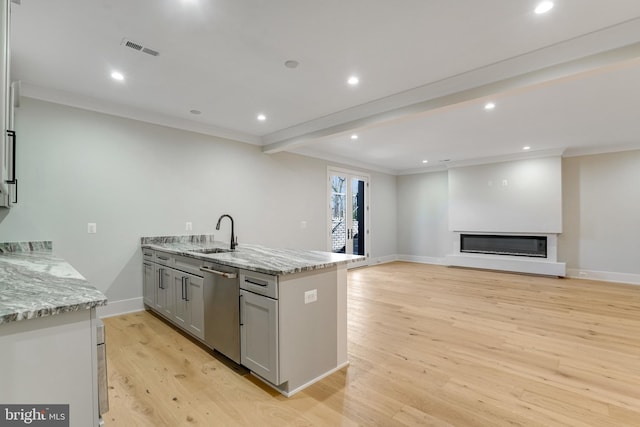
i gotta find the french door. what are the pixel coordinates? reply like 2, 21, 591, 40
328, 168, 369, 267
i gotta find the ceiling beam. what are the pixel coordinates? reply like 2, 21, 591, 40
262, 24, 640, 155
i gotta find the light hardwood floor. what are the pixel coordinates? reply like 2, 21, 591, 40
104, 262, 640, 426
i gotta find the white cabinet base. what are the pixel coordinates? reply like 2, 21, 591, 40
0, 309, 100, 426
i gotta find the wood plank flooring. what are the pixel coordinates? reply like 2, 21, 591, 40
103, 262, 640, 426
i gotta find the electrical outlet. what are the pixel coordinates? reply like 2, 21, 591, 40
185, 222, 193, 231
87, 223, 97, 234
300, 221, 307, 229
578, 271, 588, 278
502, 179, 508, 187
304, 289, 317, 304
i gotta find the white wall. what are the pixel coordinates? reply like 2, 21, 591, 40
0, 98, 397, 304
448, 156, 563, 233
397, 171, 451, 261
369, 172, 398, 261
397, 150, 640, 283
561, 151, 640, 278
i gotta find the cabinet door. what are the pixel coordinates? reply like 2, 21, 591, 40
240, 290, 280, 385
171, 271, 204, 340
155, 266, 173, 318
143, 261, 155, 307
186, 274, 204, 340
173, 273, 189, 329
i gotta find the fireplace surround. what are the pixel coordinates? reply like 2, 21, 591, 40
445, 232, 565, 276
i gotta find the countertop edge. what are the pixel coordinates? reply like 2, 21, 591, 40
0, 299, 108, 325
141, 243, 364, 275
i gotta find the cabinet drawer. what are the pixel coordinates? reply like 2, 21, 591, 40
174, 254, 205, 277
154, 251, 173, 267
142, 249, 154, 260
240, 270, 278, 299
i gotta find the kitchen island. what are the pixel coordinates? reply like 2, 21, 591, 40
0, 241, 107, 426
141, 234, 363, 396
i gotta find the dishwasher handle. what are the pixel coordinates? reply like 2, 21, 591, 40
199, 266, 238, 279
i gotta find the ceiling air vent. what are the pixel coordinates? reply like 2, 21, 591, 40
121, 38, 160, 57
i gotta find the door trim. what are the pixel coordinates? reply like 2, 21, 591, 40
327, 167, 370, 268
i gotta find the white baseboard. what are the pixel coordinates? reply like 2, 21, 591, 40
97, 297, 145, 319
397, 254, 444, 265
369, 255, 399, 265
567, 269, 640, 286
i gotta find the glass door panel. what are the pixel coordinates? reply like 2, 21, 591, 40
329, 170, 368, 267
331, 175, 347, 254
351, 178, 365, 256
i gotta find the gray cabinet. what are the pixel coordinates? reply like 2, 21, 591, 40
240, 270, 280, 385
187, 274, 205, 339
142, 249, 205, 340
156, 265, 172, 317
240, 289, 279, 384
173, 271, 188, 328
142, 260, 155, 307
242, 267, 342, 396
0, 0, 14, 208
173, 270, 204, 340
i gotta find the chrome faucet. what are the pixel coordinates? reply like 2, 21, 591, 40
216, 214, 237, 250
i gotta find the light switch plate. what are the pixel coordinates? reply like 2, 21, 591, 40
87, 223, 97, 234
185, 222, 193, 231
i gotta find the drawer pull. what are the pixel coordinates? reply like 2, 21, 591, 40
244, 278, 269, 287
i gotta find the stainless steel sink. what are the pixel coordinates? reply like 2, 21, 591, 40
191, 247, 232, 254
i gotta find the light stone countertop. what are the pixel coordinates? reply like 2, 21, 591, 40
0, 241, 108, 325
141, 235, 365, 275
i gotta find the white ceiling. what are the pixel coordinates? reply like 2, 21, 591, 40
10, 0, 640, 174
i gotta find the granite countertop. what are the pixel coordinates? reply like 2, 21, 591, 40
141, 235, 364, 275
0, 241, 107, 325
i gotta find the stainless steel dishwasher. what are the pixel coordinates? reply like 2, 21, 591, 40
200, 262, 240, 363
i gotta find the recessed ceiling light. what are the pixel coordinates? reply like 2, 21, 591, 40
347, 76, 359, 86
257, 114, 266, 121
422, 160, 429, 164
284, 60, 299, 69
484, 102, 496, 110
350, 134, 358, 140
535, 1, 554, 14
190, 109, 201, 115
111, 71, 124, 81
523, 146, 531, 151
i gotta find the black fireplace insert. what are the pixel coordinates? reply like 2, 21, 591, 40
460, 234, 547, 258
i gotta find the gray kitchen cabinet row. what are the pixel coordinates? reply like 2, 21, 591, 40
143, 248, 280, 383
141, 244, 349, 396
143, 249, 205, 340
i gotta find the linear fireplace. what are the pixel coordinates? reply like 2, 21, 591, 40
446, 232, 564, 276
460, 234, 547, 258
